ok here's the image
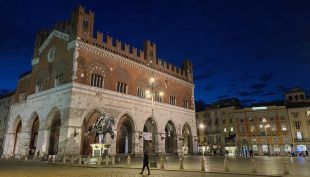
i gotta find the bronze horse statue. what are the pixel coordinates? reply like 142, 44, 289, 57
85, 114, 115, 143
224, 132, 236, 144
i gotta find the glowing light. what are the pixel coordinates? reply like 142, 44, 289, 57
146, 90, 150, 94
159, 92, 163, 96
252, 107, 267, 110
199, 124, 204, 128
150, 78, 155, 83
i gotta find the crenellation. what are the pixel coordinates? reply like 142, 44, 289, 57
115, 39, 121, 51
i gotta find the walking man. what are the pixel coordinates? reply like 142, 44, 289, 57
140, 152, 150, 175
250, 149, 253, 157
37, 150, 40, 158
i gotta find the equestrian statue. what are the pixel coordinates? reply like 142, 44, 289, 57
224, 132, 236, 144
85, 114, 115, 143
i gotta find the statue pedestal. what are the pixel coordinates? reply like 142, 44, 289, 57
90, 143, 110, 157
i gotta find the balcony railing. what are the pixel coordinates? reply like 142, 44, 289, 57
292, 138, 308, 142
282, 131, 289, 135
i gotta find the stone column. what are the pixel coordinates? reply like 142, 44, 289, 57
157, 133, 165, 156
177, 134, 184, 156
280, 144, 284, 155
3, 134, 15, 157
105, 129, 117, 156
19, 131, 32, 156
36, 129, 48, 154
258, 144, 262, 155
131, 131, 142, 157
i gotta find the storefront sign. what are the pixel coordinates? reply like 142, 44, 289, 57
143, 132, 152, 140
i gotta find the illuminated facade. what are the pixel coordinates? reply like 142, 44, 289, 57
3, 6, 197, 158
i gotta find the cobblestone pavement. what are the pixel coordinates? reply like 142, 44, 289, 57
0, 155, 308, 177
0, 160, 278, 177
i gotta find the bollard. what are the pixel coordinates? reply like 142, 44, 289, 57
71, 155, 74, 164
52, 156, 55, 163
224, 158, 229, 172
118, 157, 120, 164
63, 156, 66, 164
112, 156, 115, 165
48, 155, 51, 162
105, 156, 109, 166
160, 156, 164, 169
87, 156, 91, 166
251, 158, 257, 173
78, 156, 81, 165
201, 157, 205, 171
283, 159, 289, 175
97, 156, 101, 166
127, 156, 130, 167
179, 157, 183, 169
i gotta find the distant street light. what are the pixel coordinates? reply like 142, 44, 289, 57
260, 119, 270, 156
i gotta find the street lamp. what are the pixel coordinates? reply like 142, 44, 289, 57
146, 77, 163, 168
260, 119, 270, 156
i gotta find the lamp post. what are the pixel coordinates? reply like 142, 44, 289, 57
260, 119, 270, 156
146, 77, 163, 168
199, 124, 205, 157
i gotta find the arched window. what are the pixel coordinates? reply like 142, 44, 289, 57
295, 95, 299, 100
273, 145, 280, 152
137, 88, 145, 98
300, 95, 304, 99
284, 145, 291, 152
252, 145, 258, 152
90, 74, 103, 88
155, 91, 163, 102
262, 145, 268, 152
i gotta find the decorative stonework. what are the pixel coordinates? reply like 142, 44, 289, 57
39, 30, 69, 55
47, 46, 57, 63
67, 40, 78, 50
77, 40, 194, 88
31, 57, 39, 66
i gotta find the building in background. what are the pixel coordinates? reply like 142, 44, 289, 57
205, 98, 242, 155
285, 88, 310, 153
235, 102, 291, 156
195, 108, 207, 154
0, 91, 15, 156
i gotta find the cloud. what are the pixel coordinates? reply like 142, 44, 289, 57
222, 66, 233, 73
195, 100, 207, 110
238, 75, 256, 83
217, 95, 229, 99
241, 99, 256, 103
236, 91, 251, 96
226, 88, 236, 93
193, 70, 216, 80
230, 84, 237, 87
249, 84, 267, 90
259, 100, 266, 103
251, 90, 265, 95
229, 79, 236, 82
203, 85, 214, 91
259, 73, 274, 82
263, 92, 278, 96
276, 85, 291, 93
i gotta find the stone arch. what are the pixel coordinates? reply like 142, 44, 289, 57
80, 108, 105, 155
85, 60, 110, 88
45, 107, 60, 130
116, 113, 136, 154
45, 107, 61, 155
164, 120, 177, 153
27, 113, 40, 155
142, 117, 159, 154
12, 116, 22, 155
182, 122, 193, 154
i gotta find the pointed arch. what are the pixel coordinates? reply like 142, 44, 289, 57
135, 77, 148, 90
143, 117, 159, 154
80, 107, 105, 155
116, 112, 136, 154
165, 120, 177, 153
167, 84, 178, 96
182, 122, 193, 154
25, 111, 39, 132
45, 106, 61, 130
10, 115, 22, 133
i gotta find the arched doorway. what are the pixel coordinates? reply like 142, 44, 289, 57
13, 120, 22, 155
143, 118, 158, 154
165, 120, 177, 153
297, 145, 307, 152
29, 117, 39, 155
182, 123, 192, 154
80, 110, 102, 155
116, 114, 135, 154
48, 114, 61, 155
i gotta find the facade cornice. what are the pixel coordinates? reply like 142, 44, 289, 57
31, 57, 39, 66
76, 40, 195, 88
39, 30, 69, 55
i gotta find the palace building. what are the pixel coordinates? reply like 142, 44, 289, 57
3, 6, 197, 158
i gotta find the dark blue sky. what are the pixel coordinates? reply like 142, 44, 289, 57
1, 0, 309, 106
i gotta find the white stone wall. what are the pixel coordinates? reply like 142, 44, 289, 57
4, 82, 197, 157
